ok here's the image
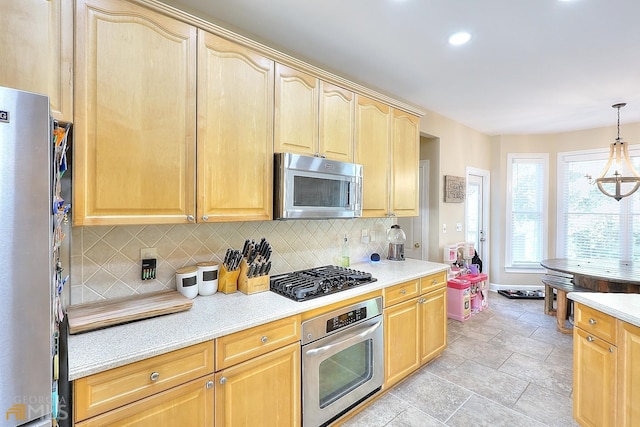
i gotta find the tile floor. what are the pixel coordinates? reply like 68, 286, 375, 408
342, 293, 580, 427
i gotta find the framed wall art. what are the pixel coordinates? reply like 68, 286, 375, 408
444, 175, 465, 203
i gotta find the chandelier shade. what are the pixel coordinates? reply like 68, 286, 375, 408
593, 103, 640, 201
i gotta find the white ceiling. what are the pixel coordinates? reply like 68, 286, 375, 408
168, 0, 640, 136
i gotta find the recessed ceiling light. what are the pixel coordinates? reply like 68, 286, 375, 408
449, 31, 472, 46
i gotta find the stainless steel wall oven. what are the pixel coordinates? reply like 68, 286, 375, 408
301, 297, 384, 426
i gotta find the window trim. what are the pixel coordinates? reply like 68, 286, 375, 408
505, 153, 549, 272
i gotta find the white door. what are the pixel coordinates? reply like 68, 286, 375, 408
399, 160, 429, 260
465, 168, 489, 273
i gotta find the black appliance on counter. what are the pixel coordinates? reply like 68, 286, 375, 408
269, 265, 376, 301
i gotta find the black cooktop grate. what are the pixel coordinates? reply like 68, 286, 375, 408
270, 265, 377, 302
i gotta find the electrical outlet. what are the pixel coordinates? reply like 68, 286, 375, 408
361, 229, 370, 243
140, 247, 157, 260
456, 223, 462, 232
442, 223, 447, 233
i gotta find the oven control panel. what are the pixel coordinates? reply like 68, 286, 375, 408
301, 296, 383, 345
326, 307, 367, 333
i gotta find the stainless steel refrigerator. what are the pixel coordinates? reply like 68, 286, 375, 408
0, 86, 65, 426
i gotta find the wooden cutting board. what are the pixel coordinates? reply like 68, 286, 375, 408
67, 290, 193, 334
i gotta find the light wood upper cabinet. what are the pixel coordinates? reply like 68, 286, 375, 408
275, 65, 354, 161
197, 31, 274, 222
74, 0, 197, 225
0, 0, 73, 121
274, 64, 318, 156
319, 81, 354, 162
355, 95, 391, 217
391, 110, 420, 217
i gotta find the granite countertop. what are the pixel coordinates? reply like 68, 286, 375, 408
568, 292, 640, 328
67, 258, 449, 380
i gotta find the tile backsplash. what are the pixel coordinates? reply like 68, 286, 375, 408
70, 218, 393, 304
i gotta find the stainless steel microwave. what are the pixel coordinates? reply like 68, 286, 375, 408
274, 153, 363, 219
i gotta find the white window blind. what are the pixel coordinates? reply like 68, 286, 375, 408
505, 154, 548, 271
557, 148, 640, 261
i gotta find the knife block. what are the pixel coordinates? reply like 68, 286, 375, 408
218, 265, 240, 294
238, 260, 270, 295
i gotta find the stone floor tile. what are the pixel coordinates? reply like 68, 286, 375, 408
445, 393, 547, 427
389, 371, 472, 422
514, 383, 580, 427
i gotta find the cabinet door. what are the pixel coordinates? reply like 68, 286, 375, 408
215, 343, 300, 427
75, 375, 214, 427
573, 327, 617, 427
198, 31, 274, 222
319, 81, 354, 162
391, 109, 420, 217
74, 0, 197, 225
384, 298, 419, 388
618, 321, 640, 427
0, 0, 73, 121
355, 95, 390, 217
419, 287, 447, 364
274, 63, 318, 156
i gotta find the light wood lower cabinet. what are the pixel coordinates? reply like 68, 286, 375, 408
214, 315, 301, 426
573, 304, 617, 427
383, 272, 447, 388
215, 342, 300, 427
74, 341, 214, 424
76, 375, 214, 426
616, 320, 640, 427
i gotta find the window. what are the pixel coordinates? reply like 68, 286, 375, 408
557, 147, 640, 261
505, 153, 548, 271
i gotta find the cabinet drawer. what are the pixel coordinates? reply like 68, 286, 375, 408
216, 315, 300, 370
75, 375, 214, 426
74, 341, 214, 422
384, 279, 420, 307
420, 271, 447, 294
575, 303, 617, 344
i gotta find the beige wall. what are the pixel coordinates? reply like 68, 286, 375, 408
491, 122, 640, 287
418, 107, 640, 288
419, 110, 492, 265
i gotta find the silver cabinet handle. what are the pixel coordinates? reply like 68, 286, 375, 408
202, 215, 209, 221
400, 289, 406, 295
187, 215, 195, 222
206, 380, 214, 389
150, 372, 160, 381
432, 279, 438, 285
589, 318, 597, 325
261, 336, 268, 343
587, 336, 594, 342
414, 243, 420, 248
219, 377, 227, 385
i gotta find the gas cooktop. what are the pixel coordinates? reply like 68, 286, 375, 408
270, 265, 377, 302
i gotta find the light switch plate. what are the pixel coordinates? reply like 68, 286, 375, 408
140, 247, 157, 260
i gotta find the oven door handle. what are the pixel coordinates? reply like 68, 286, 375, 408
305, 318, 382, 358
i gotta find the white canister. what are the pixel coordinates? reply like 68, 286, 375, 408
175, 266, 198, 299
197, 261, 219, 296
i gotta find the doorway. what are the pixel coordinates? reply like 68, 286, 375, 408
465, 167, 490, 273
399, 160, 429, 260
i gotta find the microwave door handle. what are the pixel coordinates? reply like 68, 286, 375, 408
304, 319, 382, 358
